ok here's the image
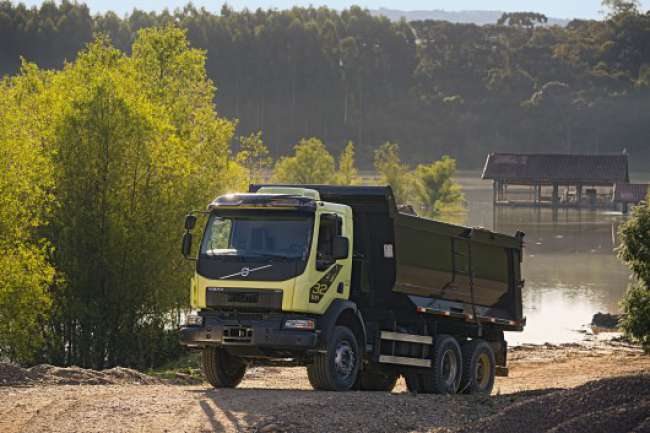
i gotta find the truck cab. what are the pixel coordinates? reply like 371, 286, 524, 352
180, 185, 525, 393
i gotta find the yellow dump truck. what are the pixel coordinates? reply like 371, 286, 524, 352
180, 185, 525, 393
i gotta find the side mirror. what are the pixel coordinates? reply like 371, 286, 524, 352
185, 214, 197, 231
332, 236, 349, 260
182, 232, 193, 258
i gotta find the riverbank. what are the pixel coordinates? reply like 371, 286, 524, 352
1, 340, 648, 433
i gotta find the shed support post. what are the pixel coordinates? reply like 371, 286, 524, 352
493, 181, 498, 205
577, 184, 582, 203
552, 184, 559, 207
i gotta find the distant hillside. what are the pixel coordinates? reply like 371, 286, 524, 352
371, 8, 570, 26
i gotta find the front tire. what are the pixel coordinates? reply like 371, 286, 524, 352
202, 346, 246, 388
459, 340, 496, 394
307, 326, 360, 391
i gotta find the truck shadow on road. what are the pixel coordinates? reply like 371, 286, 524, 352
189, 386, 563, 433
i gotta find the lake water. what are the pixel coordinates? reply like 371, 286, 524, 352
456, 172, 646, 345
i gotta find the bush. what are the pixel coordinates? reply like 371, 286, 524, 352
272, 138, 335, 184
617, 201, 650, 352
619, 282, 650, 352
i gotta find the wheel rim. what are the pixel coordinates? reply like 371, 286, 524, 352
475, 353, 490, 388
334, 340, 356, 379
441, 349, 458, 388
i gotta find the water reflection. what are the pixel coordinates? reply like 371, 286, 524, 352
458, 174, 631, 345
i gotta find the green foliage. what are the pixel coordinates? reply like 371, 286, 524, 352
0, 67, 55, 364
374, 143, 464, 219
618, 202, 650, 283
617, 202, 650, 352
413, 156, 465, 217
619, 282, 650, 352
272, 138, 335, 184
602, 0, 641, 16
0, 27, 239, 369
373, 142, 414, 203
236, 131, 272, 184
334, 141, 360, 185
497, 12, 548, 28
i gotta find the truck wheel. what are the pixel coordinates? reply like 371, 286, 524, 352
460, 340, 496, 394
421, 334, 463, 394
307, 326, 360, 391
202, 346, 246, 388
357, 364, 399, 391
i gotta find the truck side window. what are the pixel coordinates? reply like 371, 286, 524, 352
316, 214, 342, 271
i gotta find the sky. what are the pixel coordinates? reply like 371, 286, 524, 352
15, 0, 650, 19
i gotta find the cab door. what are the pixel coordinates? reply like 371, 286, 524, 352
292, 210, 352, 314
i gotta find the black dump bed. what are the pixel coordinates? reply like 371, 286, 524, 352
250, 185, 525, 330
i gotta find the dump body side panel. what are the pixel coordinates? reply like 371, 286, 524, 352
393, 214, 523, 322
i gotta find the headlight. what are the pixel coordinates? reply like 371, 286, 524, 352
284, 319, 316, 330
186, 314, 203, 326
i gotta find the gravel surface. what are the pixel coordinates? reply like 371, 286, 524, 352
0, 341, 648, 433
459, 374, 650, 433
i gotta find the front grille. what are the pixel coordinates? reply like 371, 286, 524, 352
223, 326, 253, 343
227, 292, 259, 304
206, 287, 283, 311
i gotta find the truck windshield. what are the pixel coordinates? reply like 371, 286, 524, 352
200, 213, 313, 260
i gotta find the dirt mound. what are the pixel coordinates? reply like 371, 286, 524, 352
0, 363, 39, 385
459, 374, 650, 433
0, 362, 201, 386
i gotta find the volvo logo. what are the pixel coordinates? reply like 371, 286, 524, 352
219, 264, 273, 280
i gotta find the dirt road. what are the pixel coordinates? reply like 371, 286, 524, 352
1, 342, 648, 433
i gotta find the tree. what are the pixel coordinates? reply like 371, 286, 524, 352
0, 66, 55, 364
497, 12, 548, 29
334, 141, 360, 185
39, 29, 237, 369
617, 202, 650, 352
602, 0, 640, 17
413, 156, 464, 217
373, 142, 414, 203
236, 131, 272, 184
272, 138, 336, 184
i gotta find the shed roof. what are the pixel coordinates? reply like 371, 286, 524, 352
482, 153, 629, 184
613, 183, 648, 203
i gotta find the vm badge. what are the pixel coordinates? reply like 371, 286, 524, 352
309, 264, 343, 303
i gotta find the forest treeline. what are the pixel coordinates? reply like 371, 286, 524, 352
2, 1, 650, 168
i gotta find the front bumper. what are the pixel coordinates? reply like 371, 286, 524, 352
179, 313, 319, 350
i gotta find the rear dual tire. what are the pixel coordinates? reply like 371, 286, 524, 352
405, 334, 463, 394
405, 336, 496, 395
459, 340, 496, 394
